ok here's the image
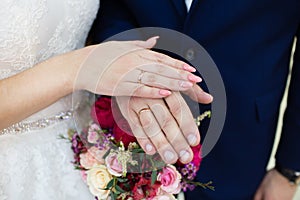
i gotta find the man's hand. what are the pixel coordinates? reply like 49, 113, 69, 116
254, 169, 297, 200
116, 92, 202, 164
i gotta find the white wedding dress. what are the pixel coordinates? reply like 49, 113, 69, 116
0, 0, 99, 199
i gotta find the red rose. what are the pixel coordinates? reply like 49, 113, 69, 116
113, 118, 137, 147
176, 144, 202, 169
191, 144, 202, 170
132, 177, 160, 200
91, 97, 114, 129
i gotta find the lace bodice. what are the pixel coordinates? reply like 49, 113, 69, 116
0, 1, 99, 199
0, 0, 99, 124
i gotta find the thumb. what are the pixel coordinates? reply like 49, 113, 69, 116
132, 36, 159, 49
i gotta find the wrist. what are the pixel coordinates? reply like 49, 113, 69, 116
275, 163, 300, 185
68, 45, 97, 92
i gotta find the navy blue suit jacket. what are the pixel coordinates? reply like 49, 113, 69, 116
90, 0, 300, 199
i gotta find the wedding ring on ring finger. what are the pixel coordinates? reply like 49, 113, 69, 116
137, 70, 145, 84
138, 107, 151, 116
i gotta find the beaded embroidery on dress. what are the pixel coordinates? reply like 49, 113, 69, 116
0, 0, 99, 199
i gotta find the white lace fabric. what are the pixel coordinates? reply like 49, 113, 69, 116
0, 0, 99, 199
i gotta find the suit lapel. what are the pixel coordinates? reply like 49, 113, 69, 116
185, 0, 200, 22
170, 0, 187, 17
188, 0, 200, 14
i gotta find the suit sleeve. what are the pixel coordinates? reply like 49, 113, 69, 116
275, 25, 300, 171
89, 0, 138, 43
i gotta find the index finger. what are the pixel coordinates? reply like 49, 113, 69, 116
140, 50, 196, 72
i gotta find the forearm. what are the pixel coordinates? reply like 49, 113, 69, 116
0, 48, 86, 130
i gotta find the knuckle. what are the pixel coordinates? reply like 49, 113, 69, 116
169, 103, 182, 117
174, 60, 183, 68
167, 130, 184, 143
160, 122, 173, 134
145, 73, 156, 83
148, 88, 160, 97
160, 116, 174, 130
155, 64, 166, 74
155, 52, 167, 62
180, 71, 190, 79
140, 115, 153, 128
134, 85, 146, 96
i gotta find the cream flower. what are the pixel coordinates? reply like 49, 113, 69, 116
86, 165, 113, 200
152, 193, 176, 200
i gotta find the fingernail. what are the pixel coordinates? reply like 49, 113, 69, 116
164, 151, 175, 162
179, 81, 193, 88
146, 144, 153, 152
188, 74, 202, 82
183, 64, 196, 72
159, 90, 172, 96
187, 134, 197, 145
180, 150, 190, 163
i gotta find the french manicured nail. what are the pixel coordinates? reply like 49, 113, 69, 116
146, 144, 153, 152
159, 89, 172, 96
188, 74, 202, 82
180, 150, 190, 163
187, 134, 197, 145
179, 81, 193, 88
183, 64, 196, 72
164, 151, 175, 162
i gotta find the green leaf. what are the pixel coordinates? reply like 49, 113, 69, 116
122, 183, 131, 190
110, 192, 116, 200
106, 179, 114, 189
151, 170, 158, 185
115, 185, 126, 193
131, 148, 145, 153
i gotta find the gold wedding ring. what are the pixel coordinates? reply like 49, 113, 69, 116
137, 70, 145, 84
138, 107, 150, 115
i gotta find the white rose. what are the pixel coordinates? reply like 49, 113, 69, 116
86, 165, 113, 200
152, 193, 176, 200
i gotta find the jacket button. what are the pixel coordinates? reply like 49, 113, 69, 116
185, 48, 195, 61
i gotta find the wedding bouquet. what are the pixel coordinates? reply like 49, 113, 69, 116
67, 96, 213, 200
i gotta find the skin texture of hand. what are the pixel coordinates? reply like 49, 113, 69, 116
254, 169, 297, 200
74, 37, 206, 98
0, 37, 204, 130
116, 92, 212, 164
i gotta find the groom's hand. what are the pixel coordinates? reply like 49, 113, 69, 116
254, 169, 297, 200
116, 92, 201, 164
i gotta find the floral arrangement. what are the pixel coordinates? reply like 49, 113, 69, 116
66, 96, 213, 200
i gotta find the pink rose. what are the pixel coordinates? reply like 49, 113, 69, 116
91, 97, 114, 129
157, 165, 182, 194
105, 152, 123, 177
80, 147, 106, 169
87, 123, 100, 144
88, 146, 107, 164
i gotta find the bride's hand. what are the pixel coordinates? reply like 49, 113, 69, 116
73, 37, 202, 97
0, 37, 203, 130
